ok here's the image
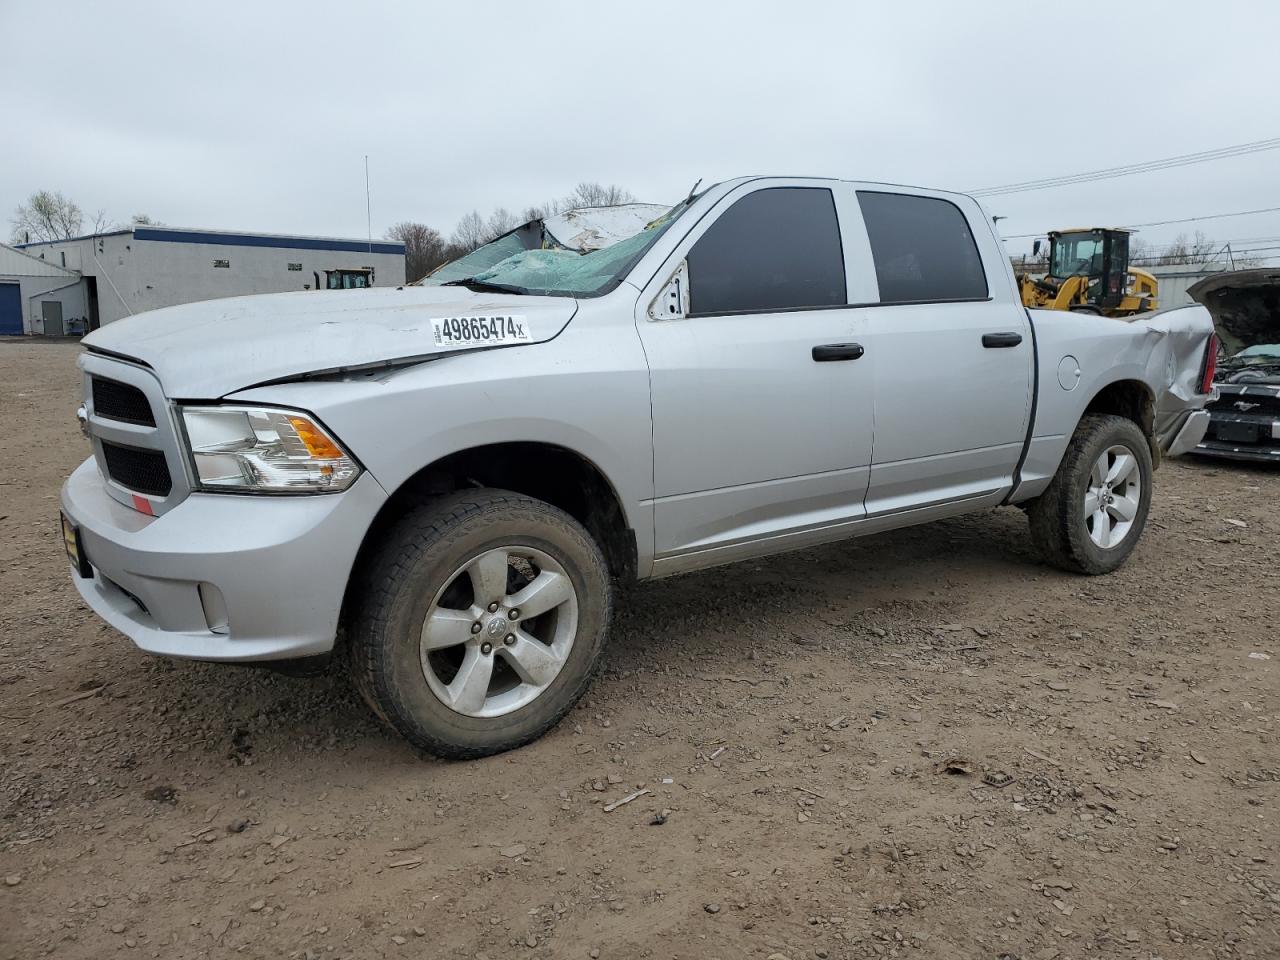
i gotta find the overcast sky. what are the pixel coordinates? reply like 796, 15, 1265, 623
4, 1, 1279, 260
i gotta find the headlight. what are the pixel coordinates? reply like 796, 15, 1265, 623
180, 405, 360, 493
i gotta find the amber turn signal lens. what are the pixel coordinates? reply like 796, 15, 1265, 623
288, 416, 345, 459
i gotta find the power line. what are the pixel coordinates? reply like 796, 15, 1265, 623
969, 137, 1280, 198
1001, 204, 1280, 240
1126, 206, 1280, 230
1222, 234, 1280, 245
1130, 243, 1280, 262
973, 138, 1280, 197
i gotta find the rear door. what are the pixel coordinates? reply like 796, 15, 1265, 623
855, 189, 1033, 515
635, 181, 878, 564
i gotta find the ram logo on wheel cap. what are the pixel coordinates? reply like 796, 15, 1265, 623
487, 616, 509, 638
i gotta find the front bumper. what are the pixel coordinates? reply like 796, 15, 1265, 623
60, 458, 387, 661
1194, 438, 1280, 463
1194, 402, 1280, 464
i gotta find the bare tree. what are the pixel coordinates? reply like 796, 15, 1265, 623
10, 190, 83, 243
519, 182, 637, 222
447, 208, 521, 254
130, 214, 162, 226
1147, 230, 1222, 266
420, 181, 641, 267
1011, 252, 1047, 275
386, 221, 448, 282
449, 210, 490, 252
569, 182, 635, 207
89, 209, 114, 235
484, 207, 518, 240
521, 194, 577, 222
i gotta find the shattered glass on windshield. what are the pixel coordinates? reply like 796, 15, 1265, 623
422, 202, 686, 298
464, 229, 661, 298
424, 224, 542, 287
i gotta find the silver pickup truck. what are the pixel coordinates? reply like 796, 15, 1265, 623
61, 177, 1216, 758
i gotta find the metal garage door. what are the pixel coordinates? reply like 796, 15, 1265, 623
0, 283, 21, 335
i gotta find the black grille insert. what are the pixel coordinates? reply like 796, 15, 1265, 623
92, 377, 155, 426
100, 442, 172, 497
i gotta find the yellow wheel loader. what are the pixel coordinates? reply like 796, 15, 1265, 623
1018, 228, 1158, 317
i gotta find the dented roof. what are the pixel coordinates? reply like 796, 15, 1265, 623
543, 204, 669, 252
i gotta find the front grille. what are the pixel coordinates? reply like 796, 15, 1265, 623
100, 441, 172, 496
1206, 392, 1280, 416
92, 377, 155, 426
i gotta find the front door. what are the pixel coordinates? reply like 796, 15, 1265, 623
636, 185, 876, 563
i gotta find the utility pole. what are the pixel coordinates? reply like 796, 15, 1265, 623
364, 155, 372, 254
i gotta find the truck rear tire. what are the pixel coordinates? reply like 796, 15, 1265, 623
348, 489, 611, 759
1027, 414, 1152, 575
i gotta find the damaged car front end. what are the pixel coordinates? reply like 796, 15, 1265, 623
1189, 269, 1280, 463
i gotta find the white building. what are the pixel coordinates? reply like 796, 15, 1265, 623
0, 242, 87, 336
1146, 263, 1232, 309
12, 225, 406, 335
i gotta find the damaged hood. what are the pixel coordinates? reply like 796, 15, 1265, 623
83, 286, 577, 398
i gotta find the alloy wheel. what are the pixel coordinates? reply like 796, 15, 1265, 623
419, 546, 578, 718
1083, 444, 1142, 549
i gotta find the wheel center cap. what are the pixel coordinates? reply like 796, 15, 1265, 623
486, 615, 509, 638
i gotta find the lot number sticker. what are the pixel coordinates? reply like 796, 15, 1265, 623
431, 315, 531, 347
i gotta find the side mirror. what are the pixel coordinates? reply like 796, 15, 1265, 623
1032, 240, 1042, 257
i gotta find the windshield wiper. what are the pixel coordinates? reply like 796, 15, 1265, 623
441, 277, 528, 295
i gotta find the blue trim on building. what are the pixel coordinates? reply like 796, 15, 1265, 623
131, 228, 404, 256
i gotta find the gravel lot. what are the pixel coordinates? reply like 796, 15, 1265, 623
2, 339, 1278, 960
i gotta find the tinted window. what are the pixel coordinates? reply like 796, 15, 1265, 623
857, 191, 988, 303
687, 188, 845, 315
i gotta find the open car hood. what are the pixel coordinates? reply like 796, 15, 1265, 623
83, 285, 577, 398
1188, 268, 1280, 350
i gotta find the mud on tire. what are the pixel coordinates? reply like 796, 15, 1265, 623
1028, 414, 1153, 575
348, 489, 611, 759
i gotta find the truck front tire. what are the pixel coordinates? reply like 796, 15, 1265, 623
1028, 414, 1153, 575
349, 490, 611, 759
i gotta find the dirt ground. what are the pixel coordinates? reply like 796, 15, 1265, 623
1, 339, 1277, 960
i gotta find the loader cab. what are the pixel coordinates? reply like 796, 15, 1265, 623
323, 267, 375, 290
1047, 228, 1130, 309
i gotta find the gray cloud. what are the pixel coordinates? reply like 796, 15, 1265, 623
3, 0, 1278, 257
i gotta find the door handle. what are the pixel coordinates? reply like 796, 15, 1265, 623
982, 332, 1023, 348
812, 342, 864, 362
